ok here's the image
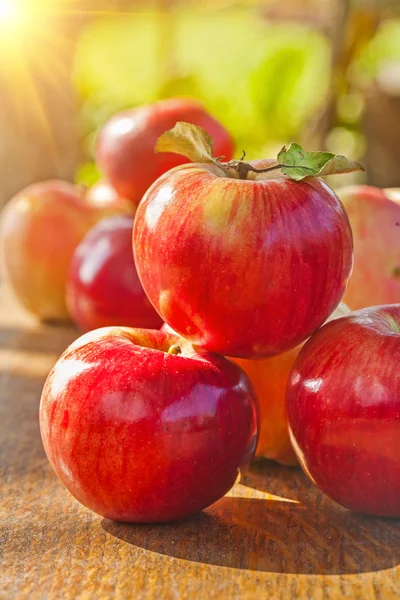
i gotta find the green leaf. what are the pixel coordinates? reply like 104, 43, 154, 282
277, 143, 364, 181
155, 121, 215, 164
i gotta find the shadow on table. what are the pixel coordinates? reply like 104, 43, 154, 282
102, 494, 400, 575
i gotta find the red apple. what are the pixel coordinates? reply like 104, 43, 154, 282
287, 304, 400, 517
134, 158, 353, 358
0, 180, 131, 322
84, 179, 135, 216
96, 98, 235, 205
66, 215, 163, 331
337, 185, 400, 310
39, 327, 259, 523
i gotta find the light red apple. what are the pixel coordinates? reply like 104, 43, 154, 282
96, 98, 235, 205
67, 215, 163, 331
39, 327, 259, 523
287, 304, 400, 517
337, 185, 400, 309
134, 158, 353, 358
0, 179, 131, 322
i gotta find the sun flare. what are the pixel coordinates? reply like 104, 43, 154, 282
0, 0, 133, 170
0, 0, 22, 25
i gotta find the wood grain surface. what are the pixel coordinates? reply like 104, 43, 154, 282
0, 284, 399, 600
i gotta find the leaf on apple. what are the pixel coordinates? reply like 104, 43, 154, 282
155, 121, 216, 164
155, 123, 365, 181
277, 143, 364, 181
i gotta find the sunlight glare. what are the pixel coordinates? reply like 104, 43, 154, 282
0, 0, 22, 25
228, 484, 300, 504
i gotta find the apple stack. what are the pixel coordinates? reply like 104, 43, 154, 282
1, 98, 399, 523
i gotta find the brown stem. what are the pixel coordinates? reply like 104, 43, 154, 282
221, 160, 315, 180
167, 344, 182, 355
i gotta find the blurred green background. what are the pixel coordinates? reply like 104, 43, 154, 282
73, 1, 400, 187
0, 0, 399, 201
75, 9, 331, 164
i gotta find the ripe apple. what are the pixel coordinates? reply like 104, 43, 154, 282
39, 327, 259, 523
0, 180, 131, 322
96, 98, 235, 204
67, 215, 163, 331
84, 179, 135, 216
233, 302, 349, 466
337, 185, 400, 310
287, 304, 400, 517
134, 157, 353, 358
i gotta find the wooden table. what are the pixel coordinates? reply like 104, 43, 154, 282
1, 285, 399, 599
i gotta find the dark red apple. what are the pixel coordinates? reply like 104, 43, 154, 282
66, 215, 162, 331
96, 98, 235, 205
39, 327, 258, 523
134, 158, 353, 358
287, 304, 400, 517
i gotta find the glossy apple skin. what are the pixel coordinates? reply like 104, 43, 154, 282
96, 98, 235, 205
134, 161, 353, 358
287, 304, 400, 517
67, 215, 163, 332
84, 179, 136, 216
337, 185, 400, 310
0, 180, 131, 322
39, 328, 259, 523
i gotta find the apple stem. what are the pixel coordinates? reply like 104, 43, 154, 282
218, 159, 315, 180
167, 344, 182, 355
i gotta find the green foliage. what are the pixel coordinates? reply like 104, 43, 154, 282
75, 161, 100, 186
73, 8, 330, 160
250, 30, 330, 142
355, 18, 400, 79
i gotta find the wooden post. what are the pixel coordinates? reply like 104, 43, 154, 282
363, 71, 400, 187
